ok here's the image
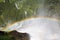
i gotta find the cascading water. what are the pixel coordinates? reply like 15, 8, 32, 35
0, 0, 60, 40
2, 17, 60, 40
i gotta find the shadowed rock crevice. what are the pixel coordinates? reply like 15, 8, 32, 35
0, 30, 30, 40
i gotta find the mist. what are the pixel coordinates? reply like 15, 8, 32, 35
1, 0, 60, 40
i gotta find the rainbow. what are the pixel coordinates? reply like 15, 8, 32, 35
0, 16, 60, 32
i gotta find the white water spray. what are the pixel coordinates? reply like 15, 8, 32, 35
3, 17, 60, 40
16, 18, 60, 40
1, 0, 60, 40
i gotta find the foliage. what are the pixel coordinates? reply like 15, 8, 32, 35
0, 31, 14, 40
0, 0, 60, 40
0, 0, 40, 27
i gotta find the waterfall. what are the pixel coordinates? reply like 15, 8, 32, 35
1, 0, 60, 40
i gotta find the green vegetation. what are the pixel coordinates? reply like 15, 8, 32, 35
0, 0, 60, 27
0, 31, 14, 40
0, 0, 41, 40
0, 0, 60, 40
0, 0, 41, 27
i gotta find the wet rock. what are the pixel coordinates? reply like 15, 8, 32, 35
9, 30, 30, 40
0, 30, 30, 40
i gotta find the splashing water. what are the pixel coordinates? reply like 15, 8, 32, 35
0, 0, 60, 40
1, 2, 60, 40
2, 17, 60, 40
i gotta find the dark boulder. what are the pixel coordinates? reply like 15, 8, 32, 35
0, 30, 30, 40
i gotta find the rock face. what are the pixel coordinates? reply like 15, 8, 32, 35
9, 30, 30, 40
0, 31, 7, 35
0, 31, 14, 40
0, 30, 30, 40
